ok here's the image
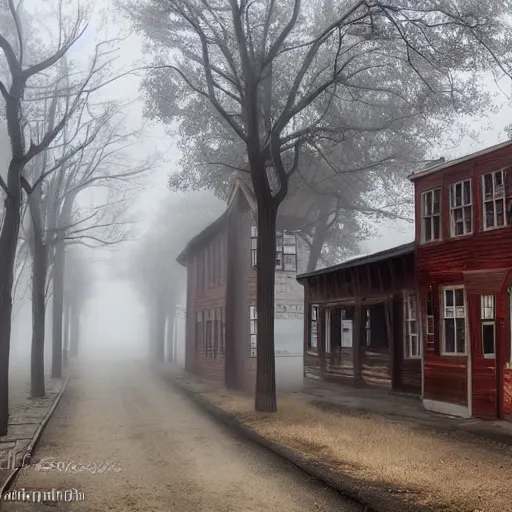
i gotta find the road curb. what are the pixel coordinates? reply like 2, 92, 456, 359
0, 374, 70, 498
162, 371, 383, 512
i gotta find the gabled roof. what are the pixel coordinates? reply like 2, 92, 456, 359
408, 140, 512, 182
176, 179, 254, 266
296, 241, 415, 280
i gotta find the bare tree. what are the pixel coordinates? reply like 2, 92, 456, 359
0, 1, 127, 434
125, 0, 512, 411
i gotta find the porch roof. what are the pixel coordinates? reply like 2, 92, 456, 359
296, 242, 415, 281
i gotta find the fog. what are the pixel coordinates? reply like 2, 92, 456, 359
3, 0, 512, 383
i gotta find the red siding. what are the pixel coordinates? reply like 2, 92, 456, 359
415, 143, 512, 418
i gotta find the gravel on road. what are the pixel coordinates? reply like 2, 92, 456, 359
1, 358, 363, 512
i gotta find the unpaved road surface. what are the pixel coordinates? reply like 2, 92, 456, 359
1, 359, 362, 512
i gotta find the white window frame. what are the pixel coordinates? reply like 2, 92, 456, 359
249, 306, 257, 357
449, 179, 472, 237
441, 285, 467, 356
277, 231, 297, 271
250, 225, 257, 267
480, 295, 495, 360
325, 309, 331, 354
421, 188, 441, 243
404, 292, 420, 359
310, 305, 318, 350
482, 169, 506, 230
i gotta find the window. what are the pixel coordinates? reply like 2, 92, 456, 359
482, 170, 506, 229
310, 305, 318, 350
325, 309, 331, 354
449, 180, 472, 236
250, 306, 257, 357
196, 311, 205, 357
404, 293, 420, 358
365, 308, 371, 347
250, 227, 297, 271
251, 226, 257, 267
276, 232, 297, 271
421, 188, 441, 242
206, 310, 214, 358
480, 295, 495, 359
220, 308, 226, 357
442, 287, 466, 355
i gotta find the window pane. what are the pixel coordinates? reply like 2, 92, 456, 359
427, 316, 434, 335
250, 306, 257, 319
408, 320, 417, 336
463, 181, 471, 205
284, 254, 297, 271
250, 334, 257, 349
433, 189, 441, 214
444, 319, 455, 352
251, 238, 257, 249
250, 319, 257, 335
427, 294, 433, 316
424, 218, 432, 241
464, 206, 472, 233
251, 225, 257, 237
423, 192, 432, 216
456, 318, 466, 353
275, 254, 283, 269
495, 170, 504, 195
433, 216, 440, 239
411, 335, 419, 357
484, 174, 493, 199
445, 289, 454, 307
482, 323, 495, 357
455, 288, 464, 307
283, 245, 296, 254
408, 296, 416, 319
496, 199, 504, 226
283, 234, 295, 245
485, 201, 495, 228
481, 295, 494, 319
454, 183, 462, 207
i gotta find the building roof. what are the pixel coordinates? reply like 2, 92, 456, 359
408, 140, 512, 182
176, 209, 229, 266
296, 241, 415, 280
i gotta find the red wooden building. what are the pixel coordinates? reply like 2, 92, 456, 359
411, 140, 512, 420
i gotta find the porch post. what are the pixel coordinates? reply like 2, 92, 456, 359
318, 305, 326, 379
353, 299, 363, 381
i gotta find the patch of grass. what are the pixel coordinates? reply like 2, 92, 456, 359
204, 391, 512, 512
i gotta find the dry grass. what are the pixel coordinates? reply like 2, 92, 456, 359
204, 390, 512, 512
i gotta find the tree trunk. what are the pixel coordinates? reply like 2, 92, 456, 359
0, 161, 23, 435
28, 194, 47, 398
62, 298, 70, 369
306, 203, 331, 272
51, 239, 65, 378
166, 309, 175, 363
154, 300, 166, 362
69, 302, 80, 358
255, 197, 278, 413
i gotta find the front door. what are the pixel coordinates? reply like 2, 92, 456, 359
471, 294, 499, 419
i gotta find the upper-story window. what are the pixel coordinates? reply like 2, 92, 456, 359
449, 180, 472, 236
250, 227, 297, 271
482, 170, 506, 229
421, 188, 441, 242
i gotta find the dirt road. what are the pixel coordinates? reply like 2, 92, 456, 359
2, 359, 362, 512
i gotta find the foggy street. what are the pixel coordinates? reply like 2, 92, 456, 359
2, 359, 361, 512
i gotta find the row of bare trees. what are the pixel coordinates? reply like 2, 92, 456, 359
0, 1, 150, 435
123, 0, 512, 412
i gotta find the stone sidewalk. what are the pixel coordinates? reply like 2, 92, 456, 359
0, 367, 66, 491
163, 364, 512, 446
